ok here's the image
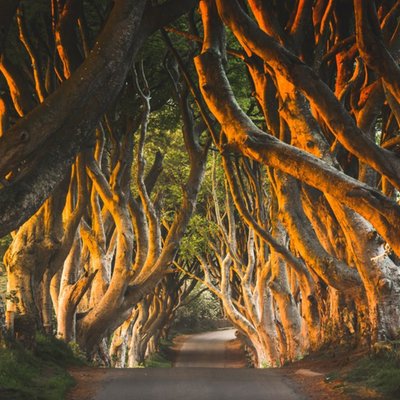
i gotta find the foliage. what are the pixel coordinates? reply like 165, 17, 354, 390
0, 235, 11, 267
0, 236, 11, 297
67, 341, 88, 363
179, 215, 218, 261
152, 126, 190, 213
225, 56, 254, 114
342, 357, 400, 399
327, 343, 400, 399
0, 333, 85, 400
173, 284, 223, 333
35, 333, 86, 367
144, 351, 172, 368
144, 338, 174, 368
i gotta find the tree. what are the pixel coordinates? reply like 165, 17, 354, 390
1, 0, 400, 367
0, 0, 197, 235
1, 0, 205, 357
194, 0, 400, 344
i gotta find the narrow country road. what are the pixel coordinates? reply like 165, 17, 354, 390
86, 329, 308, 400
174, 329, 243, 367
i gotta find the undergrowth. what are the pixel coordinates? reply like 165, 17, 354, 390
344, 354, 400, 398
144, 337, 174, 368
0, 333, 85, 400
328, 341, 400, 399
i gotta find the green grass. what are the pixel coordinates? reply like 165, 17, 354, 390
324, 344, 400, 400
144, 338, 174, 368
0, 333, 85, 400
344, 355, 400, 398
144, 352, 172, 368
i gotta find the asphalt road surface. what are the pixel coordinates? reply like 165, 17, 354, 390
174, 329, 243, 367
93, 329, 308, 400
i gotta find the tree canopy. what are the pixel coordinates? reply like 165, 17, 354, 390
1, 0, 400, 367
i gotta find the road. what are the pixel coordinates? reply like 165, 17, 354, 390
174, 329, 244, 367
90, 329, 308, 400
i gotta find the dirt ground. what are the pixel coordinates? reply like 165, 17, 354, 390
67, 367, 110, 400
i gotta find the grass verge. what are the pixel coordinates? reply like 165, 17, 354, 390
144, 338, 174, 368
325, 342, 400, 399
0, 333, 85, 400
343, 355, 400, 398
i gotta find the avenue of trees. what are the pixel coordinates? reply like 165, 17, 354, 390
0, 0, 400, 368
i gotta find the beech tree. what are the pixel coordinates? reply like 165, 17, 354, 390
169, 0, 400, 366
193, 0, 400, 349
1, 0, 206, 356
0, 0, 196, 235
1, 0, 400, 367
